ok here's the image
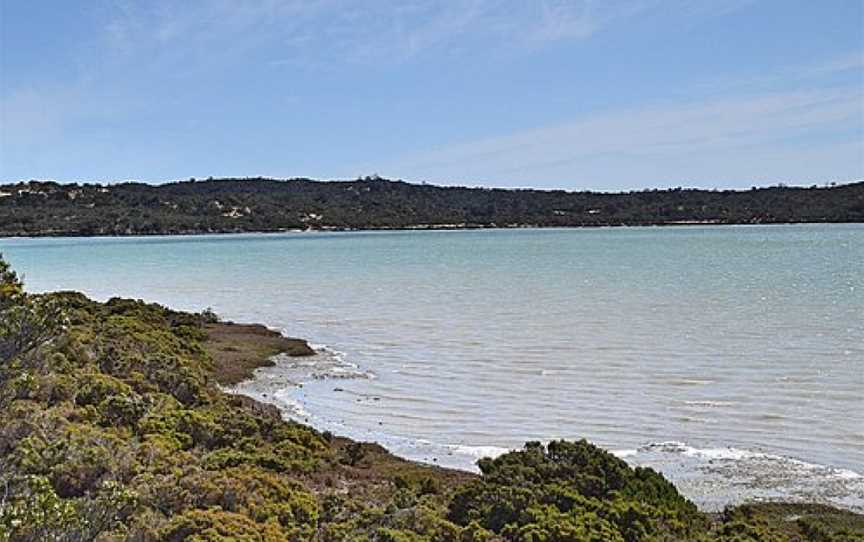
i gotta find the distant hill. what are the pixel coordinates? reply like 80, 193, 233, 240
0, 177, 861, 237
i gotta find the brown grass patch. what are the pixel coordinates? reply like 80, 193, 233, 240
202, 322, 315, 385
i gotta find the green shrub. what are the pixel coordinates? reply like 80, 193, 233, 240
159, 508, 288, 542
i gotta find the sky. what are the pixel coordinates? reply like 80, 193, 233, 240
1, 0, 863, 191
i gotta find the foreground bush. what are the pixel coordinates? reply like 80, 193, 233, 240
448, 440, 701, 541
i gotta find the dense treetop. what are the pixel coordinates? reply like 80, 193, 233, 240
0, 177, 861, 236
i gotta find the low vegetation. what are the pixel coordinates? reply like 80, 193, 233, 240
0, 255, 861, 541
201, 321, 316, 386
0, 177, 862, 236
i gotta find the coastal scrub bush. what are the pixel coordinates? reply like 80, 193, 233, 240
159, 508, 288, 542
0, 255, 66, 368
0, 474, 136, 542
341, 441, 367, 466
447, 440, 700, 542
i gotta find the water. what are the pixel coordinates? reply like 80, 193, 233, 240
2, 225, 862, 511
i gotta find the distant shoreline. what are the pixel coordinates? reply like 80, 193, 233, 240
2, 177, 861, 238
1, 219, 861, 240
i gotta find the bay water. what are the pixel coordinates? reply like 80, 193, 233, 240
2, 224, 862, 511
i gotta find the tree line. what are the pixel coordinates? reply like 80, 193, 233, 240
0, 177, 861, 236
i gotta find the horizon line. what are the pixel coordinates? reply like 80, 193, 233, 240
2, 175, 862, 194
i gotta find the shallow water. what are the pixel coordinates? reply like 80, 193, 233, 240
2, 225, 862, 511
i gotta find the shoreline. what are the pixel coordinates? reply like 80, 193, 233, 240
215, 322, 864, 516
200, 320, 479, 499
1, 219, 862, 240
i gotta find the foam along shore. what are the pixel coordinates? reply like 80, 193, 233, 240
226, 329, 864, 516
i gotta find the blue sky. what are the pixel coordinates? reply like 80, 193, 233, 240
1, 0, 862, 190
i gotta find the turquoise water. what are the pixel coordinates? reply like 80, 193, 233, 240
2, 224, 862, 510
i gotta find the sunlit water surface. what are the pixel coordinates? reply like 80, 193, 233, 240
2, 225, 862, 511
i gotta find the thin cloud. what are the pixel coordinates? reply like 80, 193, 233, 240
796, 52, 864, 78
92, 0, 755, 67
379, 86, 864, 188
